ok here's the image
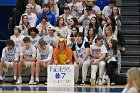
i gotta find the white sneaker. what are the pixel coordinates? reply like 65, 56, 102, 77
16, 79, 22, 84
44, 81, 47, 85
29, 78, 34, 85
99, 78, 102, 86
90, 78, 95, 86
107, 77, 110, 85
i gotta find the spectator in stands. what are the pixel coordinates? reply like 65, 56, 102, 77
67, 18, 83, 35
19, 4, 38, 27
78, 6, 96, 36
55, 17, 68, 38
68, 0, 83, 19
0, 40, 19, 84
67, 26, 79, 48
10, 26, 25, 49
72, 32, 90, 85
95, 0, 109, 11
84, 27, 97, 45
60, 6, 73, 25
103, 25, 117, 48
44, 25, 59, 48
19, 15, 31, 37
28, 27, 41, 48
103, 15, 125, 52
89, 16, 103, 36
111, 6, 126, 52
101, 0, 116, 26
28, 0, 42, 16
103, 15, 118, 37
16, 0, 28, 25
57, 0, 71, 15
122, 67, 140, 93
105, 39, 121, 86
111, 6, 122, 31
85, 0, 101, 19
90, 36, 107, 86
48, 0, 59, 18
37, 3, 56, 26
53, 38, 73, 65
36, 16, 51, 38
34, 39, 53, 85
16, 37, 36, 84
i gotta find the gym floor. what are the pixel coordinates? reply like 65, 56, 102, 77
0, 84, 125, 93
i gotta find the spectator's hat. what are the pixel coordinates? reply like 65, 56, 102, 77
63, 6, 70, 10
38, 39, 46, 45
14, 26, 21, 33
26, 3, 33, 9
48, 25, 55, 31
86, 6, 92, 11
28, 27, 39, 35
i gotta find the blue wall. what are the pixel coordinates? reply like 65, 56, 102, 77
0, 1, 16, 56
0, 0, 16, 6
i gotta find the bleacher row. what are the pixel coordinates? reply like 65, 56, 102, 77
1, 0, 139, 85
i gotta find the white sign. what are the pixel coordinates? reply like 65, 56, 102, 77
47, 65, 74, 86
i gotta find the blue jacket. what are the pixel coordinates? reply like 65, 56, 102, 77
37, 11, 56, 26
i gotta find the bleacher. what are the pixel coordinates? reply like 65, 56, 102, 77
0, 0, 140, 83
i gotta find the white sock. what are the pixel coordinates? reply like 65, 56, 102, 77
0, 76, 2, 80
36, 78, 39, 82
31, 76, 34, 80
18, 76, 22, 80
14, 76, 17, 80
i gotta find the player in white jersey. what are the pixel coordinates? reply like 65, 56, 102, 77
28, 27, 41, 48
90, 36, 107, 86
72, 32, 90, 85
0, 40, 19, 84
44, 25, 59, 48
16, 37, 36, 85
10, 26, 25, 49
34, 39, 53, 85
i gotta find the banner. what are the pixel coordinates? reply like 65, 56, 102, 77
48, 65, 74, 86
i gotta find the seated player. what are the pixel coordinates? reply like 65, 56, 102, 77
0, 40, 19, 84
72, 32, 90, 85
16, 37, 36, 85
34, 39, 53, 85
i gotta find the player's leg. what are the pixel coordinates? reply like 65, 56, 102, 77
29, 62, 35, 85
12, 62, 18, 84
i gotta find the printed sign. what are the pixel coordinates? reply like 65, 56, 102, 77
48, 65, 74, 86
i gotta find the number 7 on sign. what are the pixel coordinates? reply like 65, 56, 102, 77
61, 73, 66, 79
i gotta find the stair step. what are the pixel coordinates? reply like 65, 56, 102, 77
121, 61, 140, 67
123, 30, 140, 35
122, 21, 140, 25
122, 25, 140, 30
122, 50, 140, 56
122, 3, 140, 7
122, 16, 140, 22
125, 40, 140, 45
122, 56, 140, 62
122, 0, 140, 3
124, 35, 140, 40
121, 7, 139, 13
121, 11, 139, 16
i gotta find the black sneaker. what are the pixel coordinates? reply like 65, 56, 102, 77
0, 79, 3, 84
34, 81, 39, 85
11, 78, 17, 84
